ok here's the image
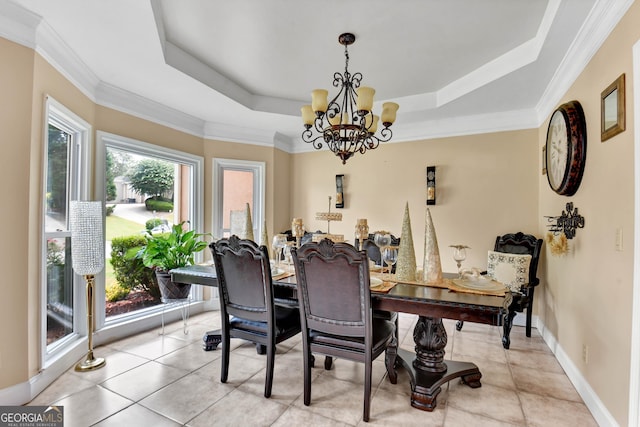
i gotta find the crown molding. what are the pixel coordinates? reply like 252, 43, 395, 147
535, 0, 635, 126
0, 0, 634, 154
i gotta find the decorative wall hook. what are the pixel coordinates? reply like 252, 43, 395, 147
545, 202, 585, 239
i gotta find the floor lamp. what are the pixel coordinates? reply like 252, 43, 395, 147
70, 201, 106, 371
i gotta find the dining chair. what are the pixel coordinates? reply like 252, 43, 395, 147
210, 235, 301, 398
456, 232, 543, 349
291, 238, 396, 422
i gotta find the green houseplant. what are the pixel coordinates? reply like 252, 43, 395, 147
137, 221, 209, 300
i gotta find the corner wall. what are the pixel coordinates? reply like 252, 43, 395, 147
537, 2, 638, 425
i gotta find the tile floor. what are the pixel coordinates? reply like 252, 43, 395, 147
29, 311, 598, 426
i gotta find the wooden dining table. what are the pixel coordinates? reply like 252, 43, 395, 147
170, 265, 510, 411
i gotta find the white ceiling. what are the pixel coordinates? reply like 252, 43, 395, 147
0, 0, 633, 151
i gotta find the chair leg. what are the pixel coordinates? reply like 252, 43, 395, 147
525, 288, 535, 337
502, 308, 517, 349
264, 342, 275, 398
363, 358, 372, 422
456, 320, 464, 331
303, 349, 312, 406
256, 344, 267, 355
324, 356, 333, 370
385, 339, 398, 384
221, 331, 230, 383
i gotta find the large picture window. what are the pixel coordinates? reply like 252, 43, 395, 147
96, 132, 204, 338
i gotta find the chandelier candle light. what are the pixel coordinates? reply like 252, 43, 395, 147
301, 33, 399, 164
70, 200, 106, 371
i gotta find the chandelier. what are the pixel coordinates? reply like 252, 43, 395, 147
301, 33, 399, 164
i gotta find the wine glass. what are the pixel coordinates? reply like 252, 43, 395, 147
272, 235, 288, 268
450, 245, 469, 277
374, 233, 392, 268
283, 242, 293, 266
382, 247, 398, 281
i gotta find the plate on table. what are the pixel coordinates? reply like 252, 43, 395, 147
271, 268, 284, 277
453, 276, 506, 292
370, 277, 383, 289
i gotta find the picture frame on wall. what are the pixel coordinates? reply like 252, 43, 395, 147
601, 73, 625, 142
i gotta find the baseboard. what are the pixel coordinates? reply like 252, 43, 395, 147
537, 320, 618, 427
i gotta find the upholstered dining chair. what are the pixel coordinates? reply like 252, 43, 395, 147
456, 232, 543, 349
210, 235, 301, 398
291, 239, 396, 422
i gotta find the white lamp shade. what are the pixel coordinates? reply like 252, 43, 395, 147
70, 201, 104, 275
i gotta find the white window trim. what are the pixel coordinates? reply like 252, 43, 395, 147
212, 158, 266, 240
41, 95, 92, 368
94, 131, 205, 341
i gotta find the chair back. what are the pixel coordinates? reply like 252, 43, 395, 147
357, 233, 400, 270
210, 235, 274, 323
494, 232, 543, 286
292, 239, 371, 338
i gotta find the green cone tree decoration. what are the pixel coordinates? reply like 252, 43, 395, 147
422, 207, 443, 284
395, 202, 417, 282
243, 203, 255, 241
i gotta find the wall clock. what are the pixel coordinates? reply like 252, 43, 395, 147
545, 100, 587, 196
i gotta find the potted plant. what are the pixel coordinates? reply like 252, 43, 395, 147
137, 221, 209, 300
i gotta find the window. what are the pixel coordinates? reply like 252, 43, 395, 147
42, 96, 91, 365
96, 132, 204, 335
213, 159, 265, 240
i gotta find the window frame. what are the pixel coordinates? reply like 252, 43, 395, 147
212, 158, 265, 240
41, 96, 92, 368
95, 131, 205, 340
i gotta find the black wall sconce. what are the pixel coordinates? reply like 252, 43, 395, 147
426, 166, 436, 205
545, 202, 585, 239
335, 174, 344, 208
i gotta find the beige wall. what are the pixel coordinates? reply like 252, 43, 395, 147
291, 130, 540, 273
537, 3, 638, 425
1, 3, 639, 423
0, 37, 35, 390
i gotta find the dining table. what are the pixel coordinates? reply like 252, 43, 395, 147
170, 264, 510, 411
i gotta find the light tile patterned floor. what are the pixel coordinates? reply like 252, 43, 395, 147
28, 312, 598, 426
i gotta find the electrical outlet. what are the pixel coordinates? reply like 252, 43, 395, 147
582, 344, 589, 364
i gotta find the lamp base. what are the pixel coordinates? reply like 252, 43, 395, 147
75, 353, 106, 372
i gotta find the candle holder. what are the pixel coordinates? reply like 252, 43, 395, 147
354, 218, 369, 251
292, 218, 305, 248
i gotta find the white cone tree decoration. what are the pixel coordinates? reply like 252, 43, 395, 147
422, 208, 443, 284
261, 218, 269, 250
395, 202, 417, 282
243, 203, 255, 241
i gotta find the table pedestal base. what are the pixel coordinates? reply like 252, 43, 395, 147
393, 315, 482, 411
203, 330, 222, 351
395, 348, 482, 411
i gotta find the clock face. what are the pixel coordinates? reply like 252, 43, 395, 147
546, 110, 569, 190
544, 101, 587, 196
